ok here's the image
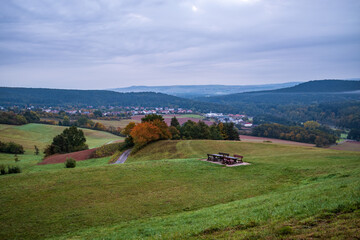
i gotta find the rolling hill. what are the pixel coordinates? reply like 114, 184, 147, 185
198, 80, 360, 105
261, 79, 360, 93
0, 139, 359, 239
111, 82, 301, 98
0, 87, 236, 113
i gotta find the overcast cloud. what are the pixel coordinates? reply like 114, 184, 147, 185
0, 0, 359, 89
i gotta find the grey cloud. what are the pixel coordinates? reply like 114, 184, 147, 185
0, 0, 359, 88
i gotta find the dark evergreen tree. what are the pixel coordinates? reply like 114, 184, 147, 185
44, 126, 88, 157
348, 129, 360, 141
141, 114, 164, 123
22, 111, 40, 123
93, 110, 103, 118
170, 116, 180, 128
197, 121, 210, 139
209, 124, 223, 140
223, 122, 240, 140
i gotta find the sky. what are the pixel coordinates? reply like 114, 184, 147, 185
0, 0, 359, 89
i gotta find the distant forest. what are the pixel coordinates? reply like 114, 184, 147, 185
199, 80, 360, 129
0, 87, 236, 113
1, 80, 359, 130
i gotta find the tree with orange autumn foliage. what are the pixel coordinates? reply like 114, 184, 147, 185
130, 122, 162, 150
122, 121, 136, 136
151, 119, 171, 140
129, 116, 172, 152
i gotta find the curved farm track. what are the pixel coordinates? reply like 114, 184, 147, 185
38, 148, 97, 165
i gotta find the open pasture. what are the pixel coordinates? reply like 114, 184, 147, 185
0, 123, 123, 172
0, 139, 359, 239
0, 123, 123, 151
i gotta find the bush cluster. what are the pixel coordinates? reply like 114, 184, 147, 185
0, 165, 21, 175
44, 126, 88, 157
0, 141, 25, 154
0, 110, 40, 125
252, 123, 337, 146
65, 158, 76, 168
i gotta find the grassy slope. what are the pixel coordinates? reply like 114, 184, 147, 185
0, 123, 123, 150
0, 140, 359, 239
0, 123, 123, 173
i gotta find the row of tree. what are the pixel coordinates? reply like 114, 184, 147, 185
252, 122, 338, 147
58, 115, 124, 136
0, 111, 40, 125
123, 115, 240, 152
169, 117, 239, 141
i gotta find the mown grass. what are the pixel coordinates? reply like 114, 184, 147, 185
0, 140, 359, 239
0, 123, 123, 173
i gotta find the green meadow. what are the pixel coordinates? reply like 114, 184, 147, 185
0, 123, 123, 173
0, 129, 359, 239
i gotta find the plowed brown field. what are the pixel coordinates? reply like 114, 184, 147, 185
38, 148, 97, 165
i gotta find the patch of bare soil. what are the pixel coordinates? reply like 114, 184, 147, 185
38, 148, 97, 165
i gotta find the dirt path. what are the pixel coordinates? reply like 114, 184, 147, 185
114, 149, 132, 164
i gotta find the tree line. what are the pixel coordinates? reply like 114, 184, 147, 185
252, 122, 338, 147
123, 115, 240, 152
0, 111, 40, 125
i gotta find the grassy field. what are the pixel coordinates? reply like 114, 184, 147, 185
0, 123, 123, 173
0, 123, 123, 150
0, 138, 359, 239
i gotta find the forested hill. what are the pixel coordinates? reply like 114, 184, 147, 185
262, 79, 360, 93
0, 87, 235, 113
111, 82, 300, 98
197, 80, 360, 106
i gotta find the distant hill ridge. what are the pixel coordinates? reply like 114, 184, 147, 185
0, 87, 236, 113
196, 79, 360, 108
262, 79, 360, 93
111, 82, 301, 98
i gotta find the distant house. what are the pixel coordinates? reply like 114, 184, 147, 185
244, 123, 253, 128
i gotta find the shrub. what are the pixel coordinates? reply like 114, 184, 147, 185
276, 226, 293, 235
65, 158, 76, 168
7, 166, 21, 174
0, 165, 6, 175
0, 141, 25, 154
